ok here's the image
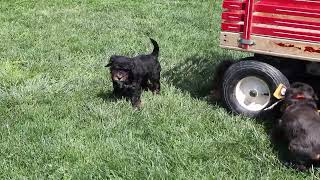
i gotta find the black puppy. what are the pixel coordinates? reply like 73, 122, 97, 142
105, 38, 161, 108
276, 82, 320, 170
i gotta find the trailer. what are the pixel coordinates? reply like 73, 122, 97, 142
220, 0, 320, 117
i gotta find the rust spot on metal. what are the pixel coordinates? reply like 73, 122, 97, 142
275, 43, 302, 50
276, 43, 294, 47
304, 47, 320, 53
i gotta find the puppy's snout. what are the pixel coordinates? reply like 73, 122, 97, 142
112, 71, 128, 81
113, 74, 123, 81
116, 74, 123, 80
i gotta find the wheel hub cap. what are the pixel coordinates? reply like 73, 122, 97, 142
235, 76, 271, 111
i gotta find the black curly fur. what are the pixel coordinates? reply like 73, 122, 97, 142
105, 38, 161, 108
275, 82, 320, 170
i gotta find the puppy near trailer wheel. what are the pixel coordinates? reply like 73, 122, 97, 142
276, 82, 320, 170
219, 0, 320, 117
222, 60, 290, 117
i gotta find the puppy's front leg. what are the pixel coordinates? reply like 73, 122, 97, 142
130, 82, 142, 109
112, 82, 123, 97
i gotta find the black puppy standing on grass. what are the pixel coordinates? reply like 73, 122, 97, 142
275, 82, 320, 170
105, 38, 161, 108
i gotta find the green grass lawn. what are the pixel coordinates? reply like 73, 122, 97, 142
0, 0, 319, 179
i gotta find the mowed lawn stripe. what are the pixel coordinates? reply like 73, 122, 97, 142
0, 0, 317, 179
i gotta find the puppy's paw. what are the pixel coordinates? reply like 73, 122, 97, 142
132, 100, 143, 110
112, 91, 125, 99
294, 164, 308, 171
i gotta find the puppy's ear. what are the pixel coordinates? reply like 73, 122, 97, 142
105, 63, 112, 67
105, 56, 116, 67
304, 87, 318, 101
129, 60, 135, 70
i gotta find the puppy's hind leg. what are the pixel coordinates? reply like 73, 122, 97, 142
141, 79, 150, 91
150, 80, 160, 95
149, 71, 161, 94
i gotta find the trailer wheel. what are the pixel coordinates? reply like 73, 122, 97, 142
222, 60, 289, 117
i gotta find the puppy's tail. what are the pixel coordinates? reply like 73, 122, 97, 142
150, 38, 159, 57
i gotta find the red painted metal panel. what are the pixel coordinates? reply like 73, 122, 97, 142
222, 22, 320, 43
221, 23, 242, 32
253, 16, 320, 31
222, 26, 320, 42
261, 0, 320, 7
222, 1, 245, 11
255, 3, 320, 19
221, 0, 320, 44
222, 12, 244, 22
222, 13, 320, 31
252, 26, 320, 42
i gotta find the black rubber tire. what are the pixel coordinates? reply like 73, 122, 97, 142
222, 60, 290, 117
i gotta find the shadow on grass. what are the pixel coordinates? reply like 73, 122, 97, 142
99, 53, 309, 170
163, 54, 311, 170
97, 90, 118, 102
258, 110, 294, 168
163, 54, 233, 99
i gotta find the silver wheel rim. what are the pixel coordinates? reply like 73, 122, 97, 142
235, 76, 271, 111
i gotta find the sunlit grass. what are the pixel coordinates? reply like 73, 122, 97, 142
0, 0, 318, 178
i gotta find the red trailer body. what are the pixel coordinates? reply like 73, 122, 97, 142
220, 0, 320, 62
